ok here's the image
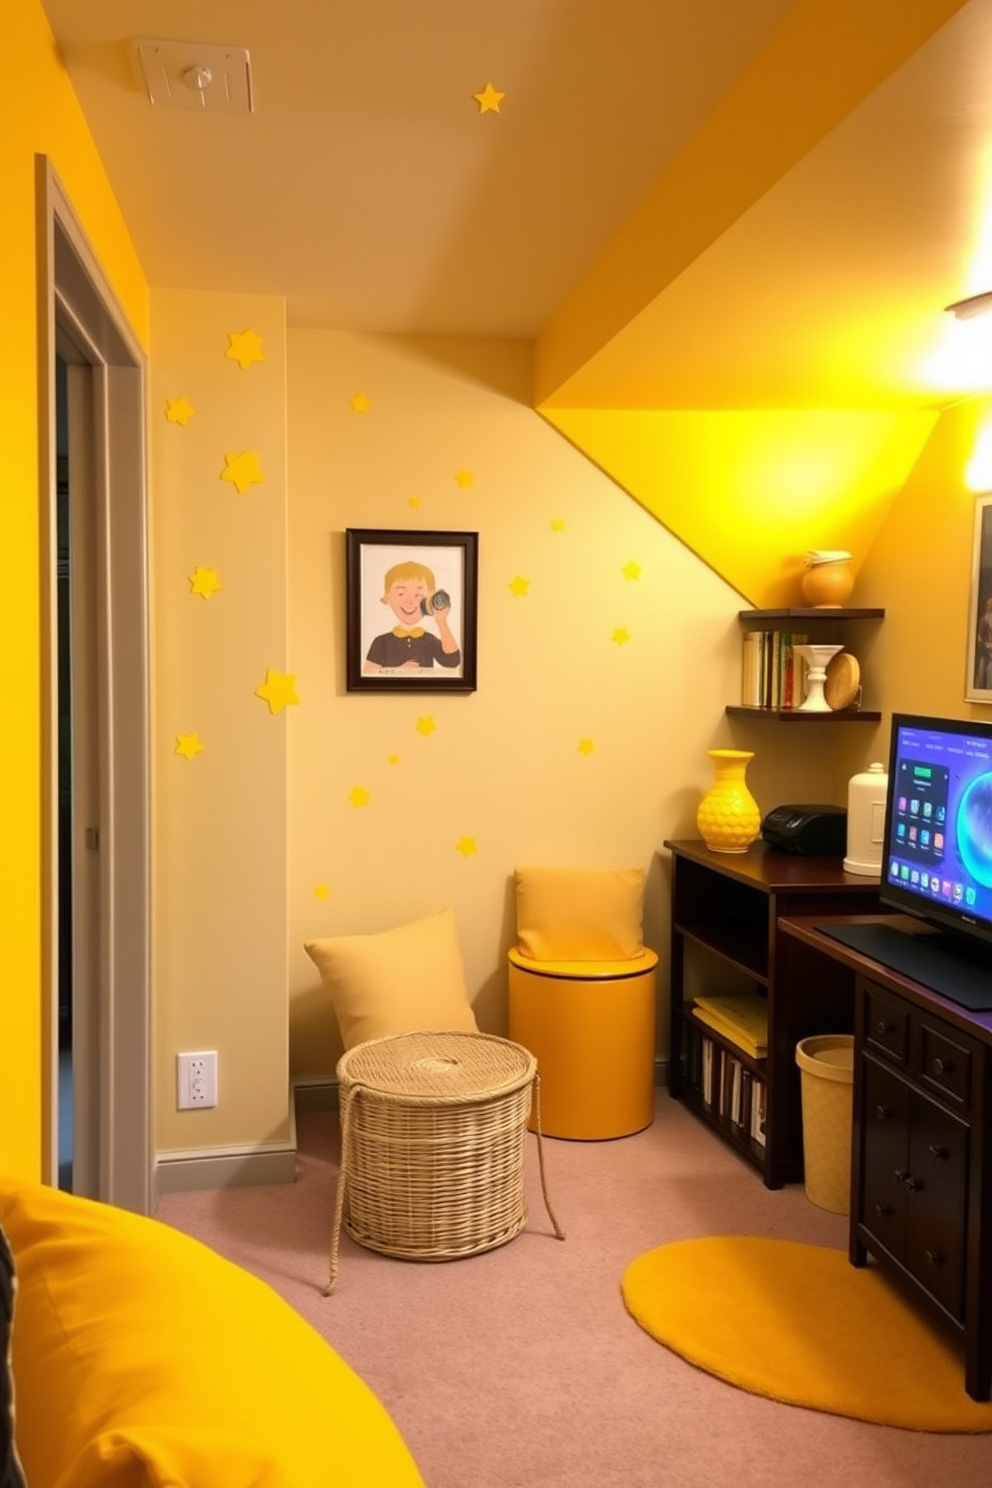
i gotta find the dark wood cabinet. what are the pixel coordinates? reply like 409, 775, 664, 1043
663, 839, 880, 1189
779, 913, 992, 1401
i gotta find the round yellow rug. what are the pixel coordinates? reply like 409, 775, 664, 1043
621, 1236, 992, 1432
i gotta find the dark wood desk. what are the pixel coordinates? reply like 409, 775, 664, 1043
780, 913, 992, 1402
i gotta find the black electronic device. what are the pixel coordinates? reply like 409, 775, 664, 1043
761, 804, 847, 856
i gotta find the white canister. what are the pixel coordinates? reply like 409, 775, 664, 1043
843, 761, 888, 876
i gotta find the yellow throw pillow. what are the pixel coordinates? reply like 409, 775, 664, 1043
514, 866, 645, 961
1, 1181, 425, 1488
305, 906, 478, 1049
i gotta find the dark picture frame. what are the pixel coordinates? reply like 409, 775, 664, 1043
965, 493, 992, 704
345, 529, 479, 692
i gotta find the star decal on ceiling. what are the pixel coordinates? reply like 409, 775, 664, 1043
455, 836, 478, 857
348, 786, 371, 808
221, 450, 265, 494
314, 884, 330, 900
472, 83, 505, 114
165, 396, 195, 425
415, 716, 437, 737
508, 575, 530, 597
551, 518, 566, 533
350, 393, 370, 414
622, 561, 642, 581
254, 669, 301, 714
226, 329, 265, 370
175, 732, 204, 760
612, 627, 632, 646
454, 469, 474, 488
188, 565, 221, 600
577, 738, 595, 756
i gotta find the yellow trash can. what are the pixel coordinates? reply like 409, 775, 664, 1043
795, 1035, 854, 1215
507, 946, 658, 1140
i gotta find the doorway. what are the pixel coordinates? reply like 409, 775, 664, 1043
38, 158, 152, 1214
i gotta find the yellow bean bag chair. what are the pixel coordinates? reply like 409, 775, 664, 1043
0, 1180, 425, 1488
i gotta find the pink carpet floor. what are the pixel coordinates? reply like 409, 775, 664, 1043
156, 1091, 991, 1488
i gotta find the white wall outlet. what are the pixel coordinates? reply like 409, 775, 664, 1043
177, 1051, 218, 1109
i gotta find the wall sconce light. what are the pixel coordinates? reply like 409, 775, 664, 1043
944, 290, 992, 321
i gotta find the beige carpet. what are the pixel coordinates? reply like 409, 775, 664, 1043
622, 1236, 992, 1433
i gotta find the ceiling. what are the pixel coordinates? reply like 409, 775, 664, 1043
40, 0, 992, 415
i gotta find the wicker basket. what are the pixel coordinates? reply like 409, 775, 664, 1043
325, 1030, 563, 1292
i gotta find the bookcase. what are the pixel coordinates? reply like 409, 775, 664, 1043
728, 607, 884, 723
664, 838, 881, 1188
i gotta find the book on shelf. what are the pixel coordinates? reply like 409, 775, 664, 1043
692, 994, 768, 1059
739, 630, 808, 709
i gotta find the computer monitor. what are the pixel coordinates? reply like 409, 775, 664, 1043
880, 712, 992, 951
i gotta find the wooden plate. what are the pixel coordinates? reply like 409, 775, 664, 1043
824, 651, 860, 710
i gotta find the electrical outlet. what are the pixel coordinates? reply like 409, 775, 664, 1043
177, 1051, 218, 1109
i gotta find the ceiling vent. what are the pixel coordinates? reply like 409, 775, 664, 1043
132, 39, 253, 113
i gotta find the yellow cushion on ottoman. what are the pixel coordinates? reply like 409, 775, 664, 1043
305, 906, 478, 1049
514, 866, 645, 961
1, 1181, 425, 1488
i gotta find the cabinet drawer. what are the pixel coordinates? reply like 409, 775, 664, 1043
863, 982, 909, 1065
918, 1022, 972, 1111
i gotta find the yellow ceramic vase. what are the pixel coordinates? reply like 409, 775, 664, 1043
697, 749, 762, 854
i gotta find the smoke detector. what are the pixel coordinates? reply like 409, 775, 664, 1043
132, 39, 253, 113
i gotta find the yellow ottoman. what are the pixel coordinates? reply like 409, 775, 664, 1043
507, 946, 658, 1140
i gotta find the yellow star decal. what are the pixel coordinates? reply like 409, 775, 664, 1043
408, 496, 421, 509
165, 396, 194, 425
472, 83, 505, 114
387, 753, 401, 765
175, 732, 204, 760
350, 393, 370, 414
509, 575, 530, 597
188, 565, 221, 600
221, 450, 265, 494
551, 518, 565, 532
454, 469, 474, 488
455, 836, 478, 857
226, 329, 265, 370
622, 561, 642, 581
254, 669, 300, 714
348, 786, 370, 808
577, 738, 595, 756
314, 884, 330, 901
415, 716, 436, 737
612, 627, 632, 646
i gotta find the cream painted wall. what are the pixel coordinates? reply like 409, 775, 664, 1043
286, 331, 838, 1079
0, 0, 148, 1178
834, 392, 992, 792
149, 291, 291, 1155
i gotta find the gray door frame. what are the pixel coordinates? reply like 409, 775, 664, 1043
36, 157, 152, 1213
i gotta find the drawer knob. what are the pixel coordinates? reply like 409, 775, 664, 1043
877, 1020, 892, 1036
894, 1168, 909, 1183
928, 1143, 948, 1160
924, 1249, 943, 1267
874, 1203, 892, 1218
875, 1104, 892, 1121
932, 1057, 952, 1076
904, 1176, 923, 1194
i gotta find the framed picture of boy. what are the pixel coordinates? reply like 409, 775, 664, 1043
965, 493, 992, 704
345, 529, 479, 693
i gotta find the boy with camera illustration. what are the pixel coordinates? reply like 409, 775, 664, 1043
363, 559, 462, 674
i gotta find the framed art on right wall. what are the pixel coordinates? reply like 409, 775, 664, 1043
966, 492, 992, 703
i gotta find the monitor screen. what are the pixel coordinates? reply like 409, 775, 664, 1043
880, 713, 992, 949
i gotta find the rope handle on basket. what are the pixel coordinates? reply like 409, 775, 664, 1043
532, 1072, 566, 1242
323, 1080, 358, 1296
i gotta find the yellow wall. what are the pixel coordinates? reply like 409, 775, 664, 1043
0, 0, 148, 1179
149, 291, 291, 1154
285, 331, 836, 1079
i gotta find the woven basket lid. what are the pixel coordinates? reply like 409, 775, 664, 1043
337, 1029, 535, 1101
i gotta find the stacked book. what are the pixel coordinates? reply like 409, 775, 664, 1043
691, 993, 769, 1059
740, 630, 809, 709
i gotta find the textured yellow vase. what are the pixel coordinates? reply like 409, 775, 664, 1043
697, 749, 761, 854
